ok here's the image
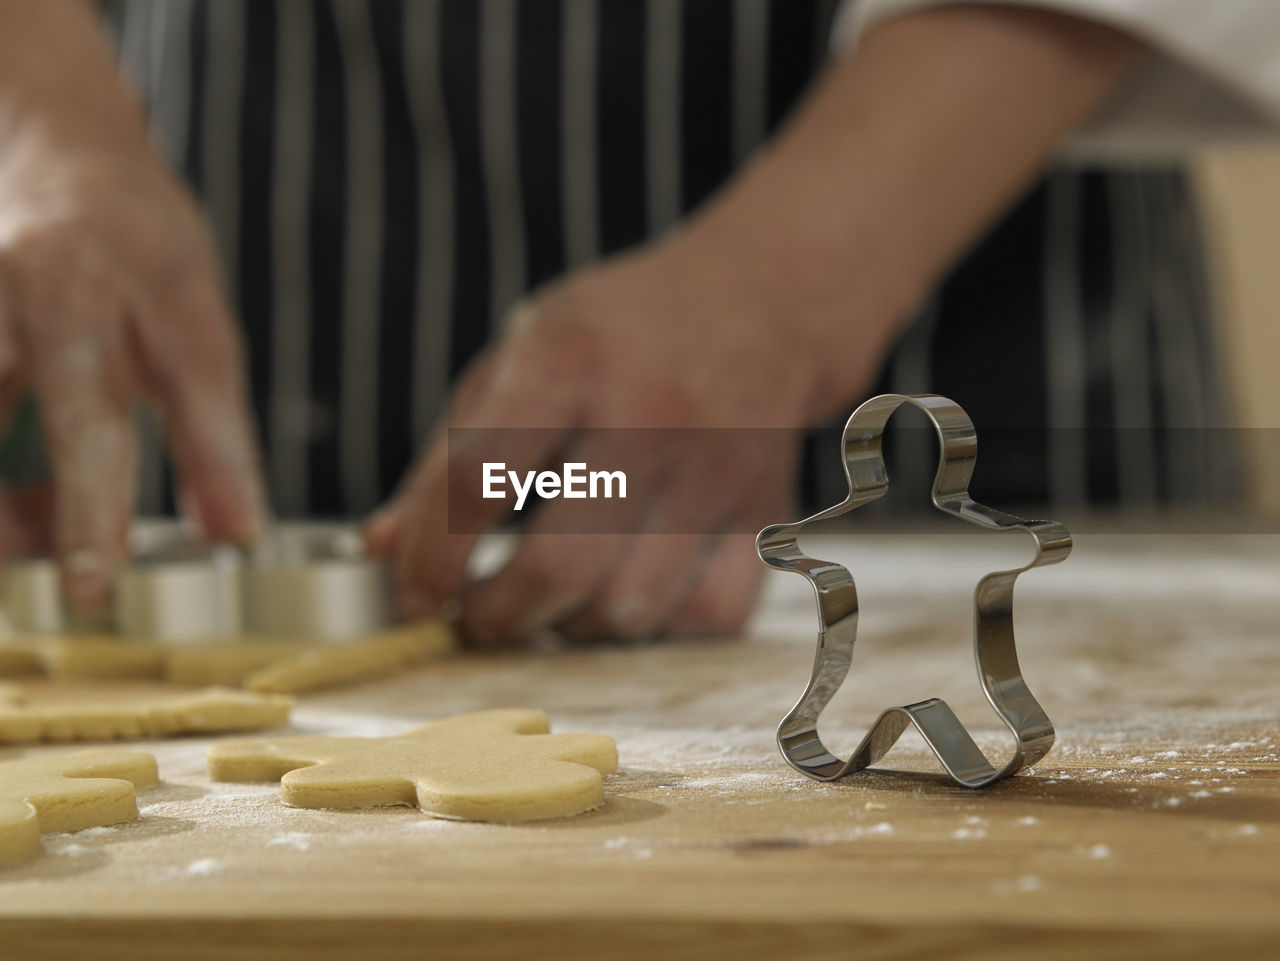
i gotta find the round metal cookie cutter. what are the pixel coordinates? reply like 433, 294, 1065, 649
242, 527, 392, 639
1, 525, 393, 643
1, 559, 68, 635
116, 541, 243, 642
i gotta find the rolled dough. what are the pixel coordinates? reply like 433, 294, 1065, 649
0, 644, 42, 676
0, 686, 292, 743
0, 750, 158, 864
164, 642, 310, 686
207, 708, 618, 822
3, 620, 455, 693
242, 622, 455, 693
29, 636, 167, 679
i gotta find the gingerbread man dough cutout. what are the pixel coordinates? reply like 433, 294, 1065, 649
208, 709, 618, 822
0, 750, 159, 864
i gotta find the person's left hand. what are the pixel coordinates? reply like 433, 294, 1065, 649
0, 6, 268, 606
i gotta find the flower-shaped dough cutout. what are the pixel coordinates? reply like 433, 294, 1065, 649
0, 750, 159, 864
208, 708, 618, 822
757, 394, 1072, 788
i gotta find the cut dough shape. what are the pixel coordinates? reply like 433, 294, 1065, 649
208, 708, 618, 822
0, 686, 292, 744
6, 619, 455, 694
0, 644, 42, 677
243, 622, 455, 693
0, 749, 158, 864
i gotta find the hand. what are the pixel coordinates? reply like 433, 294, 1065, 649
366, 0, 1142, 646
0, 0, 266, 607
366, 236, 824, 645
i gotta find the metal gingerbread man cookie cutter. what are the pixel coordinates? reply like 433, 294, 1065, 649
756, 394, 1072, 788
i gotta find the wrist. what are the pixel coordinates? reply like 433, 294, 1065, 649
675, 154, 916, 424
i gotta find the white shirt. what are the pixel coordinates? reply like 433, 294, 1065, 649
834, 0, 1280, 160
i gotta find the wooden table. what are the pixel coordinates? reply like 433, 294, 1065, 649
1, 529, 1277, 960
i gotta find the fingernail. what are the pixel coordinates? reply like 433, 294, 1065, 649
64, 549, 109, 609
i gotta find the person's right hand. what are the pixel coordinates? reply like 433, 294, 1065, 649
0, 0, 266, 609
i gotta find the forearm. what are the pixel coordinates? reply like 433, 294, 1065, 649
683, 3, 1145, 421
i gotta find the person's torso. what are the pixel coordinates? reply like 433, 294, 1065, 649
116, 0, 1240, 520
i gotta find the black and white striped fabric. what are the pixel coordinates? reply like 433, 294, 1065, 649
115, 0, 1239, 519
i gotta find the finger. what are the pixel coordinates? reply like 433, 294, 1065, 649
392, 333, 586, 617
393, 401, 574, 617
561, 426, 787, 639
663, 532, 766, 637
655, 436, 798, 636
556, 532, 705, 641
128, 267, 268, 544
554, 438, 731, 639
0, 484, 56, 561
460, 529, 627, 648
363, 350, 500, 558
458, 432, 664, 645
26, 292, 136, 610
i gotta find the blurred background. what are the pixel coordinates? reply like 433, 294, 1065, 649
4, 1, 1279, 531
1195, 145, 1280, 519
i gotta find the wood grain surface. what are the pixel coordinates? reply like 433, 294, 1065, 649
0, 530, 1276, 960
